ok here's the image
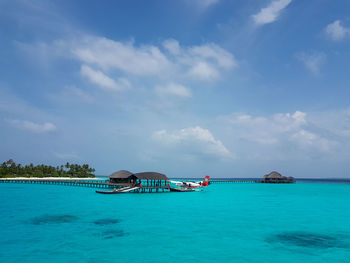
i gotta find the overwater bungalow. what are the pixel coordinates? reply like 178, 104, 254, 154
109, 170, 169, 187
261, 171, 295, 183
109, 170, 134, 185
95, 170, 171, 194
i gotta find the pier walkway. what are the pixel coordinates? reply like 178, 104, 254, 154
0, 178, 113, 188
0, 178, 262, 190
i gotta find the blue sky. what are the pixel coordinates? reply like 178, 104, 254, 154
1, 0, 350, 178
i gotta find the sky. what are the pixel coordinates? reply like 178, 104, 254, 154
1, 0, 350, 178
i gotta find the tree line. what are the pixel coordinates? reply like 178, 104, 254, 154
0, 159, 95, 178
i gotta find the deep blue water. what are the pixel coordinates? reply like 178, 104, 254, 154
1, 181, 350, 262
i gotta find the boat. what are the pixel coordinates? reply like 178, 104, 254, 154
169, 187, 199, 192
96, 186, 140, 194
96, 190, 124, 194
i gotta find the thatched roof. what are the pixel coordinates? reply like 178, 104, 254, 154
109, 170, 133, 179
109, 170, 168, 180
133, 172, 168, 180
264, 171, 284, 179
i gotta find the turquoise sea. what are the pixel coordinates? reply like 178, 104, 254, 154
1, 181, 350, 263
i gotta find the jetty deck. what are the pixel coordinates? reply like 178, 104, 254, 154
0, 178, 175, 193
0, 177, 296, 193
0, 178, 262, 188
0, 178, 112, 188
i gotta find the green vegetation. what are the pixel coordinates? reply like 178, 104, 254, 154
0, 159, 95, 178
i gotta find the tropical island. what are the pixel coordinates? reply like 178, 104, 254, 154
0, 159, 96, 178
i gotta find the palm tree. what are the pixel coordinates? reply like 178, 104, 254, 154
6, 159, 14, 166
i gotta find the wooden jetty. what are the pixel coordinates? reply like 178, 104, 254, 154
0, 171, 174, 193
1, 174, 294, 194
0, 178, 113, 188
0, 177, 263, 189
0, 178, 175, 193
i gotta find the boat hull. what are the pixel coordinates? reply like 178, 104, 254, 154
170, 187, 196, 192
96, 190, 123, 194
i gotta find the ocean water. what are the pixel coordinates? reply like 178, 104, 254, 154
1, 182, 350, 263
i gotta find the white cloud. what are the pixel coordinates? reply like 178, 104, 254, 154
290, 130, 333, 152
17, 36, 237, 103
17, 36, 237, 113
252, 0, 292, 25
163, 39, 181, 55
296, 52, 326, 75
189, 44, 236, 69
152, 126, 232, 159
325, 20, 350, 41
71, 36, 236, 82
227, 111, 307, 145
188, 61, 220, 80
73, 37, 171, 75
221, 110, 337, 158
185, 43, 237, 80
80, 65, 131, 91
155, 83, 192, 98
8, 119, 56, 133
311, 108, 350, 138
0, 91, 57, 134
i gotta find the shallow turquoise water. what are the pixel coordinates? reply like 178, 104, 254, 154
1, 182, 350, 262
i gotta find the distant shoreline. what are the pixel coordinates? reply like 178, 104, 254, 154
1, 160, 96, 179
0, 177, 101, 180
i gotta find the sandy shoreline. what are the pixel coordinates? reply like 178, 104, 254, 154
0, 177, 101, 181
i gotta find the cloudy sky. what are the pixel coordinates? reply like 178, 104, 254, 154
1, 0, 350, 178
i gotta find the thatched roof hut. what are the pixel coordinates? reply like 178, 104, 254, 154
264, 171, 283, 179
109, 170, 168, 185
262, 171, 295, 183
133, 172, 168, 181
109, 170, 133, 179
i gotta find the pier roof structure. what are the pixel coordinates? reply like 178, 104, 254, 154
109, 170, 168, 185
109, 171, 168, 180
133, 172, 168, 180
109, 170, 133, 179
262, 171, 294, 183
